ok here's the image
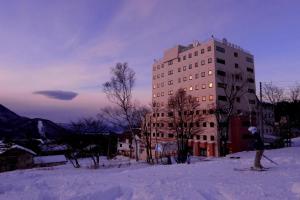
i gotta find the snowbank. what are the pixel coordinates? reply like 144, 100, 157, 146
1, 138, 300, 200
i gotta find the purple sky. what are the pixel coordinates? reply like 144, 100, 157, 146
0, 0, 300, 123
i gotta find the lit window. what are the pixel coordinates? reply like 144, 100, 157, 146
209, 95, 213, 101
209, 83, 213, 88
183, 66, 187, 71
202, 84, 206, 89
161, 92, 164, 96
189, 86, 193, 91
208, 70, 212, 75
201, 60, 205, 65
153, 85, 156, 89
189, 75, 192, 80
157, 93, 160, 97
196, 97, 200, 102
183, 77, 187, 81
184, 88, 187, 91
202, 96, 206, 101
153, 94, 156, 98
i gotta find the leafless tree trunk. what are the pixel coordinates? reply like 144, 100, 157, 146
289, 83, 300, 102
263, 82, 284, 104
166, 88, 203, 163
103, 63, 140, 161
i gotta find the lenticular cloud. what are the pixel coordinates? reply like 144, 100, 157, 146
33, 90, 78, 100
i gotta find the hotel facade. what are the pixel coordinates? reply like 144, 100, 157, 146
148, 37, 256, 157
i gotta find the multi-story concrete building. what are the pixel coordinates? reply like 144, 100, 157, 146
150, 37, 257, 157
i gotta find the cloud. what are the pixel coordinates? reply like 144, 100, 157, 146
33, 90, 78, 100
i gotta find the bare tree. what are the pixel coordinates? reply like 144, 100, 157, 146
213, 71, 249, 156
263, 82, 284, 104
289, 83, 300, 102
103, 63, 140, 161
166, 88, 203, 163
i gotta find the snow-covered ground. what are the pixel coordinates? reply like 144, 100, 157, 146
1, 138, 300, 200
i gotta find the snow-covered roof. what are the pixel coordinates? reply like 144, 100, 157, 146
0, 142, 36, 155
34, 155, 67, 164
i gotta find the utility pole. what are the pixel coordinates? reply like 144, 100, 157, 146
259, 82, 264, 140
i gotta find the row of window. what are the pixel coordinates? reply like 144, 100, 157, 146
216, 45, 254, 63
151, 109, 215, 117
152, 121, 215, 128
154, 68, 213, 80
151, 132, 215, 141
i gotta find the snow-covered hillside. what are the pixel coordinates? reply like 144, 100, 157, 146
1, 138, 300, 200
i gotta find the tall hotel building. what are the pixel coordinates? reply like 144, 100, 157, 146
151, 37, 256, 157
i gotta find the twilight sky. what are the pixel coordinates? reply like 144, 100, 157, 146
0, 0, 300, 123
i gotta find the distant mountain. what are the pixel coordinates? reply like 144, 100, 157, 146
0, 104, 69, 140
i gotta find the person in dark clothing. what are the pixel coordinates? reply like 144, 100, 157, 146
248, 126, 264, 169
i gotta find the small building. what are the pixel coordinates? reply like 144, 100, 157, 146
34, 155, 67, 167
0, 142, 36, 172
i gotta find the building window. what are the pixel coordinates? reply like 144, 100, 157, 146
216, 58, 225, 64
178, 67, 181, 72
168, 123, 173, 127
234, 52, 238, 57
157, 74, 160, 78
183, 77, 187, 81
235, 63, 239, 68
216, 46, 225, 53
196, 135, 200, 140
210, 122, 215, 127
183, 66, 187, 71
161, 92, 164, 96
218, 83, 227, 88
207, 46, 211, 51
178, 57, 181, 62
247, 67, 254, 73
201, 72, 205, 77
201, 49, 204, 54
195, 85, 199, 90
189, 86, 193, 91
217, 70, 226, 76
189, 64, 192, 69
202, 96, 206, 101
188, 53, 192, 58
202, 84, 206, 89
153, 94, 156, 98
153, 84, 156, 89
248, 89, 255, 93
195, 73, 199, 79
157, 93, 160, 97
210, 136, 215, 141
168, 70, 173, 75
168, 60, 173, 65
248, 78, 254, 83
178, 78, 181, 83
168, 90, 173, 95
183, 56, 186, 60
168, 134, 174, 138
161, 73, 164, 77
208, 82, 213, 88
194, 51, 198, 56
161, 82, 164, 87
209, 95, 213, 101
168, 80, 173, 85
189, 75, 193, 80
208, 70, 212, 75
153, 66, 156, 71
203, 109, 207, 114
195, 62, 199, 67
184, 88, 187, 91
246, 57, 253, 63
208, 58, 212, 63
203, 122, 207, 127
201, 60, 205, 65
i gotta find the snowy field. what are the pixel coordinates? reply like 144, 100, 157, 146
1, 138, 300, 200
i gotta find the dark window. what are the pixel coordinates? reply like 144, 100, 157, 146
201, 49, 205, 54
168, 112, 173, 117
216, 58, 225, 64
188, 53, 192, 58
248, 89, 255, 93
234, 52, 238, 57
203, 109, 207, 114
194, 51, 198, 56
218, 96, 227, 101
168, 60, 173, 65
203, 135, 207, 140
168, 123, 173, 127
161, 113, 165, 117
247, 67, 254, 73
168, 134, 174, 138
183, 56, 186, 60
189, 64, 192, 69
201, 72, 205, 77
203, 122, 207, 127
207, 46, 211, 51
210, 122, 215, 127
211, 136, 215, 141
209, 109, 214, 114
248, 78, 254, 83
196, 110, 200, 115
196, 135, 200, 140
216, 46, 225, 53
195, 62, 198, 67
178, 57, 181, 62
246, 57, 253, 63
235, 63, 239, 68
217, 70, 226, 76
208, 58, 212, 63
119, 144, 122, 147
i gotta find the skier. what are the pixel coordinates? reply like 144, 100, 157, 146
248, 126, 264, 170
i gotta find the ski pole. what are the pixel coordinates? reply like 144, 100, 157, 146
262, 154, 279, 165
